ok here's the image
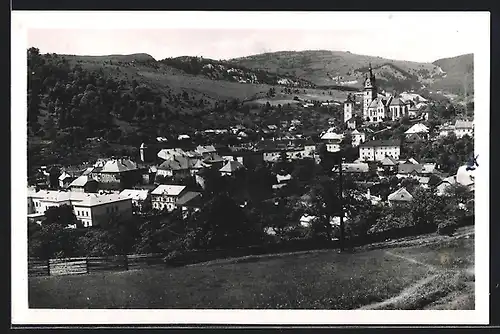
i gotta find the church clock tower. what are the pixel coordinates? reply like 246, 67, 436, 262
362, 63, 378, 119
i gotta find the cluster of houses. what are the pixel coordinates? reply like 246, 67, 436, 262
27, 65, 474, 233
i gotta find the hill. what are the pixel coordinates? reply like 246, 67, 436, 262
431, 53, 474, 97
230, 50, 473, 96
27, 48, 348, 174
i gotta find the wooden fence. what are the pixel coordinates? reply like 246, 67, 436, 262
28, 253, 165, 277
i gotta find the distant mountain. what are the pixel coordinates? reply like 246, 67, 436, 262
230, 50, 473, 96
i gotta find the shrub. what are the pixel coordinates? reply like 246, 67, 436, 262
437, 218, 458, 236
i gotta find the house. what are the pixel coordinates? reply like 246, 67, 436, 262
273, 173, 292, 189
27, 189, 133, 228
151, 185, 187, 212
176, 191, 204, 219
435, 175, 457, 196
408, 107, 419, 118
195, 145, 218, 160
405, 123, 429, 140
333, 163, 370, 173
439, 124, 455, 138
380, 156, 399, 173
350, 129, 366, 147
58, 172, 74, 189
156, 156, 193, 178
397, 163, 423, 177
219, 160, 245, 176
119, 189, 151, 212
387, 187, 413, 207
359, 139, 401, 162
320, 132, 344, 153
93, 158, 141, 190
190, 159, 210, 175
454, 120, 474, 138
346, 118, 356, 130
68, 175, 98, 193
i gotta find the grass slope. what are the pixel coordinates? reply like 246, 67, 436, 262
431, 53, 474, 96
28, 232, 474, 309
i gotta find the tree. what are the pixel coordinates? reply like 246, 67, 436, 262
44, 205, 79, 228
189, 193, 264, 250
409, 188, 446, 231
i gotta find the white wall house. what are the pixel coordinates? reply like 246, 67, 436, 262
27, 189, 133, 228
359, 140, 401, 162
321, 132, 344, 153
151, 185, 187, 212
454, 120, 474, 138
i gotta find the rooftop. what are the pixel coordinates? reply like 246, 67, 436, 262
220, 160, 244, 173
151, 185, 187, 196
359, 139, 400, 148
119, 189, 150, 201
388, 187, 413, 202
100, 159, 138, 173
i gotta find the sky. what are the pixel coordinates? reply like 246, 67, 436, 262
22, 12, 483, 63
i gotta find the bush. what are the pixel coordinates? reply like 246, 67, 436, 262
437, 218, 458, 236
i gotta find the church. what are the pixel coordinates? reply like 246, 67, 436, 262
343, 64, 409, 124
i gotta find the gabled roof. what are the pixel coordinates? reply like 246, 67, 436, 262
406, 158, 420, 165
321, 132, 344, 141
175, 191, 203, 207
388, 187, 413, 202
101, 159, 138, 173
195, 145, 216, 155
69, 175, 96, 187
334, 163, 370, 173
219, 160, 244, 173
398, 163, 423, 174
405, 123, 429, 134
381, 156, 399, 166
119, 189, 150, 201
158, 156, 192, 171
151, 185, 186, 196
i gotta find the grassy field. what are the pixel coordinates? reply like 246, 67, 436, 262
28, 231, 474, 310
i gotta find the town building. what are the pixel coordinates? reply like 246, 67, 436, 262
151, 184, 187, 211
27, 189, 133, 228
454, 120, 474, 138
350, 129, 366, 147
176, 191, 204, 219
156, 156, 193, 179
219, 160, 245, 176
119, 189, 151, 212
332, 162, 370, 173
387, 187, 413, 207
359, 139, 401, 162
320, 132, 344, 153
68, 175, 98, 193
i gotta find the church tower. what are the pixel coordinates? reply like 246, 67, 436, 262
362, 63, 378, 119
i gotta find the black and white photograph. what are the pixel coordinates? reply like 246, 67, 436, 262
11, 11, 490, 325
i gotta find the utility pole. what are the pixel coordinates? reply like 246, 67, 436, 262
338, 150, 345, 252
